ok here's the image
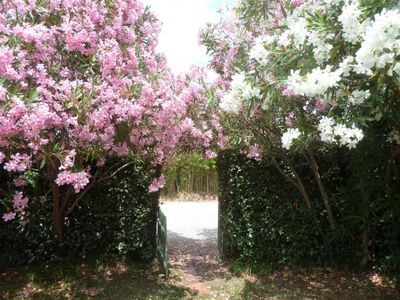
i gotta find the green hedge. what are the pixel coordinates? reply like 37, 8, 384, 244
0, 160, 158, 267
217, 150, 368, 265
217, 150, 319, 265
217, 149, 400, 279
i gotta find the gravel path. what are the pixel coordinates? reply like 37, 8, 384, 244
161, 201, 218, 240
160, 201, 226, 293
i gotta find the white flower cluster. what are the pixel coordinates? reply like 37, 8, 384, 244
249, 36, 272, 65
338, 1, 366, 44
308, 30, 333, 64
349, 89, 370, 105
220, 73, 261, 113
281, 128, 301, 150
318, 116, 364, 149
355, 9, 400, 75
287, 66, 342, 97
288, 17, 308, 47
338, 55, 355, 76
277, 31, 291, 48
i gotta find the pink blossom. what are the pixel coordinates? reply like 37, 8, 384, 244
316, 100, 328, 112
148, 175, 166, 193
97, 158, 106, 167
0, 46, 14, 78
59, 150, 76, 170
0, 0, 225, 213
14, 178, 28, 187
2, 212, 16, 222
285, 112, 295, 127
247, 144, 262, 161
291, 0, 304, 7
0, 86, 6, 101
55, 170, 91, 193
282, 85, 294, 98
12, 191, 29, 212
4, 153, 31, 172
205, 150, 218, 159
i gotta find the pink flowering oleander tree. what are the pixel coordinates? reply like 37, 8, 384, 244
201, 0, 400, 256
0, 0, 224, 246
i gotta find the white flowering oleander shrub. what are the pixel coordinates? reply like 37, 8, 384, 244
203, 0, 400, 152
202, 0, 400, 269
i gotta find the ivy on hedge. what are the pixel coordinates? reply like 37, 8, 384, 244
217, 148, 400, 278
217, 150, 322, 266
0, 160, 158, 266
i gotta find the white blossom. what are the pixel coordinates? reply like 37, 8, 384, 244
355, 9, 400, 75
339, 55, 355, 76
220, 72, 261, 113
307, 30, 333, 64
317, 117, 364, 149
288, 17, 308, 46
287, 66, 342, 97
220, 92, 241, 113
318, 116, 336, 143
349, 89, 370, 105
281, 128, 302, 150
277, 31, 291, 48
389, 130, 400, 144
338, 1, 365, 44
334, 124, 364, 149
249, 37, 270, 65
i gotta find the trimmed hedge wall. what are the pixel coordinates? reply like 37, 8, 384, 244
217, 149, 400, 279
217, 150, 323, 266
217, 149, 367, 268
0, 160, 158, 267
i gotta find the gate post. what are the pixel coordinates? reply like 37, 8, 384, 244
217, 199, 224, 260
156, 207, 169, 278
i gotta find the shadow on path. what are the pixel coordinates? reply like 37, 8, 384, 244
166, 228, 233, 293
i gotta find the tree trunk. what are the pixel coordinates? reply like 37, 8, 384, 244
279, 154, 313, 209
307, 148, 336, 230
360, 229, 370, 267
274, 155, 325, 239
52, 183, 64, 247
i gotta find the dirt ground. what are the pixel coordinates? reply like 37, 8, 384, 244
160, 201, 399, 299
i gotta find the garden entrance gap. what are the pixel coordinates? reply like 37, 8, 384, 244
158, 201, 222, 279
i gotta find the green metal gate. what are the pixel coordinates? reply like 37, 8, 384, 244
156, 207, 168, 278
217, 200, 223, 260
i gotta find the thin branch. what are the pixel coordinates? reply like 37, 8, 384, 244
65, 161, 136, 216
96, 161, 136, 183
271, 158, 300, 191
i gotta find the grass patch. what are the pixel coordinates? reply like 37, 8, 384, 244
0, 258, 196, 300
1, 258, 398, 299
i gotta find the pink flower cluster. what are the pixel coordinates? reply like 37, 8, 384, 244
285, 112, 296, 127
148, 175, 166, 193
2, 191, 29, 222
55, 170, 91, 193
0, 0, 226, 219
4, 153, 31, 172
3, 212, 16, 222
291, 0, 304, 7
59, 150, 76, 170
13, 191, 29, 212
247, 144, 262, 161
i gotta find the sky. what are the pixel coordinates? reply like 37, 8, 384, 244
147, 0, 236, 74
